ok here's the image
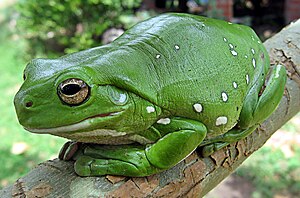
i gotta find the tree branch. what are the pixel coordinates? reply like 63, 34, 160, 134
1, 20, 300, 198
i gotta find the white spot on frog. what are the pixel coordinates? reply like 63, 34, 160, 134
119, 94, 127, 103
157, 118, 171, 125
231, 50, 238, 56
229, 43, 234, 48
228, 22, 232, 25
221, 92, 228, 102
258, 40, 261, 44
146, 106, 155, 113
156, 54, 161, 59
245, 55, 248, 58
251, 48, 255, 54
223, 37, 227, 42
216, 116, 228, 126
246, 74, 250, 84
175, 45, 180, 50
233, 82, 238, 89
193, 103, 203, 113
252, 58, 256, 68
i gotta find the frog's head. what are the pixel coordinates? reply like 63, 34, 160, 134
14, 57, 135, 139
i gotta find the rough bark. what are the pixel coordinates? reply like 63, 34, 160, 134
1, 20, 300, 198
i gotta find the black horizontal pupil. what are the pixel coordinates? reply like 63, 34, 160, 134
61, 84, 81, 95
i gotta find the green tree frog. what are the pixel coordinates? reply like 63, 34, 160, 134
14, 13, 286, 177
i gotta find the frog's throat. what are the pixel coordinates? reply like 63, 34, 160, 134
25, 111, 122, 134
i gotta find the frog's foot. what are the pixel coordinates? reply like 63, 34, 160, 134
74, 117, 207, 177
239, 64, 286, 128
59, 141, 83, 161
201, 142, 229, 157
74, 144, 161, 177
200, 125, 257, 157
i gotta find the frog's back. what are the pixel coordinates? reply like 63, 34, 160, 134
105, 13, 269, 136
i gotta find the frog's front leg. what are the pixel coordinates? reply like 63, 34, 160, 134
74, 117, 207, 177
201, 65, 286, 156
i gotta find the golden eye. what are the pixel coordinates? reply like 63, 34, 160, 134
58, 78, 90, 105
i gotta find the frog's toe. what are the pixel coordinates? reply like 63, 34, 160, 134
201, 144, 215, 157
59, 141, 81, 161
74, 155, 148, 177
201, 142, 229, 157
74, 155, 94, 176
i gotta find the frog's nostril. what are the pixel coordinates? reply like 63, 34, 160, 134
25, 101, 33, 108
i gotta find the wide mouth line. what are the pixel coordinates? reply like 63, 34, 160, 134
25, 111, 123, 133
81, 111, 121, 122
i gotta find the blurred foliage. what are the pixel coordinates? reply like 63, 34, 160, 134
119, 10, 157, 29
16, 0, 143, 57
236, 146, 300, 198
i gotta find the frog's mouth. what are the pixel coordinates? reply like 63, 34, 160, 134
25, 111, 122, 134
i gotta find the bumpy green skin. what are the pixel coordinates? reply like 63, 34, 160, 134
14, 13, 286, 177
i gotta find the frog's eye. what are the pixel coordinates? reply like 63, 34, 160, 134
58, 78, 90, 105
